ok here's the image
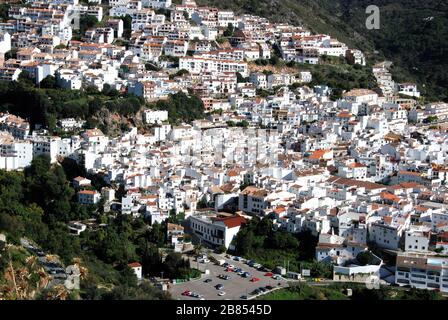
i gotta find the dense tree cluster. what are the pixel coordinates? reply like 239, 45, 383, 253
0, 156, 191, 299
0, 155, 85, 264
0, 80, 145, 132
148, 92, 205, 124
232, 218, 331, 277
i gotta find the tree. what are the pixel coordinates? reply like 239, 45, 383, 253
4, 48, 17, 60
121, 14, 132, 38
147, 222, 165, 247
424, 115, 438, 123
236, 72, 247, 83
141, 243, 162, 276
79, 15, 98, 35
356, 251, 376, 266
40, 75, 56, 89
163, 252, 191, 279
18, 70, 34, 85
196, 196, 208, 209
0, 4, 9, 21
223, 23, 235, 37
216, 245, 227, 254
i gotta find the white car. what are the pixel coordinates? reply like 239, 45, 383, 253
218, 291, 226, 296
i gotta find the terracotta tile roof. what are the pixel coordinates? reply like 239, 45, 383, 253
128, 262, 142, 268
214, 215, 246, 228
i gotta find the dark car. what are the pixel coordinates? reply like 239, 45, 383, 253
265, 285, 274, 290
204, 279, 212, 283
259, 287, 268, 292
216, 284, 224, 290
252, 289, 262, 295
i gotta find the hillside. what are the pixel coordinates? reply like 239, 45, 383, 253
199, 0, 448, 102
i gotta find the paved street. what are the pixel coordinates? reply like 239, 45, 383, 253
169, 253, 288, 300
20, 238, 70, 287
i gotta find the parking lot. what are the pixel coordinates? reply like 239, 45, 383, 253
169, 253, 288, 300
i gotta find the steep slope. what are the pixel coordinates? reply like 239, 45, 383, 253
198, 0, 448, 101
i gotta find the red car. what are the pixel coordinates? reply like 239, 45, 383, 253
264, 272, 274, 277
226, 267, 233, 272
250, 277, 260, 282
181, 290, 191, 296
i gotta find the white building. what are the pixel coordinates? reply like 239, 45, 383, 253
128, 262, 143, 279
0, 135, 33, 171
188, 213, 246, 249
78, 190, 101, 205
143, 110, 169, 124
395, 253, 448, 293
238, 186, 269, 216
398, 83, 420, 98
404, 228, 430, 253
179, 57, 249, 77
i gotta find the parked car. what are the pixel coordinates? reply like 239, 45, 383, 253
251, 289, 261, 295
250, 277, 260, 282
240, 295, 248, 300
204, 278, 212, 283
266, 285, 274, 290
182, 290, 191, 296
264, 272, 274, 277
242, 272, 251, 278
259, 287, 268, 292
223, 262, 229, 267
218, 291, 226, 296
216, 284, 224, 290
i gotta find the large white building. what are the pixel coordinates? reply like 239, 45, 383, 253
238, 186, 269, 216
395, 253, 448, 293
0, 134, 33, 171
188, 213, 246, 249
179, 57, 249, 77
78, 190, 101, 205
143, 110, 169, 124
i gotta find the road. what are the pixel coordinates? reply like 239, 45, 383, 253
20, 238, 70, 287
169, 253, 289, 300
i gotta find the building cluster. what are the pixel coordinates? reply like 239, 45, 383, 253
0, 0, 365, 100
0, 0, 447, 293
